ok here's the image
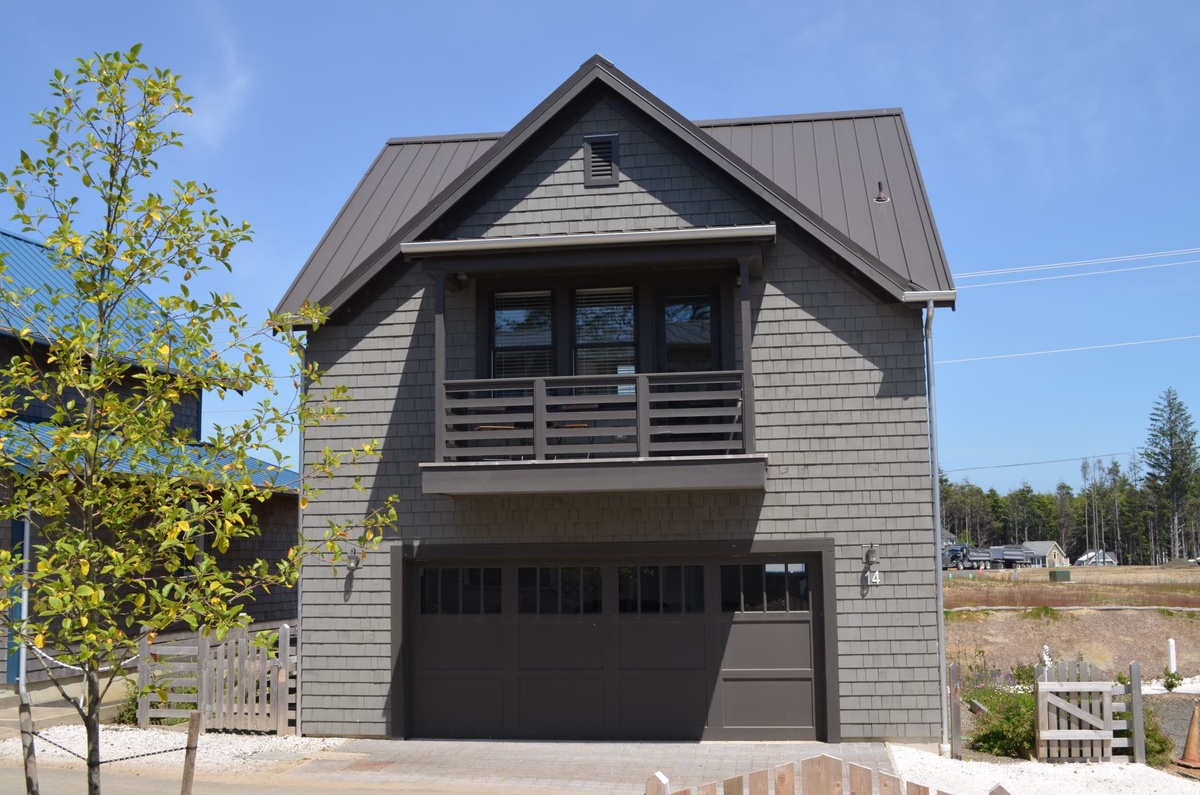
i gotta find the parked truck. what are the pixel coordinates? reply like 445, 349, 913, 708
942, 544, 991, 570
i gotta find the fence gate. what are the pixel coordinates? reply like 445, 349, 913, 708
139, 624, 294, 734
1034, 660, 1144, 763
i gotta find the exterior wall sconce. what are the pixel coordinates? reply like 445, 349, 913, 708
861, 544, 881, 587
346, 548, 362, 572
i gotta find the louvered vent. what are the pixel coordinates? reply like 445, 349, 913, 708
584, 134, 619, 187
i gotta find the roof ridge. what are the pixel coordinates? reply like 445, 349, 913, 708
695, 108, 904, 126
385, 132, 506, 145
0, 227, 49, 248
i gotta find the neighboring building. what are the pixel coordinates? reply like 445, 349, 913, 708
1074, 550, 1119, 566
1023, 541, 1069, 568
279, 56, 956, 742
0, 229, 297, 686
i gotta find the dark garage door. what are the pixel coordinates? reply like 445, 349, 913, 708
408, 555, 824, 740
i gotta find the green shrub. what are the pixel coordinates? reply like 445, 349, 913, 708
1144, 705, 1173, 768
115, 682, 139, 726
967, 685, 1036, 758
1164, 668, 1183, 692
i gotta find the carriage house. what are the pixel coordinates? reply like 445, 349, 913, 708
278, 56, 956, 742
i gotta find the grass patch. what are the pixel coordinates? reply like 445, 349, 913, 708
1022, 605, 1062, 621
1157, 608, 1176, 617
945, 609, 991, 623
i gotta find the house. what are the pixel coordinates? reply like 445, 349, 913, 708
1074, 550, 1119, 566
1023, 540, 1069, 567
0, 228, 298, 687
278, 56, 955, 742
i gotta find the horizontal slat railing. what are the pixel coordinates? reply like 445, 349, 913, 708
440, 371, 746, 462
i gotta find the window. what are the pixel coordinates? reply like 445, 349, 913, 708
574, 287, 635, 376
660, 290, 716, 373
419, 567, 502, 614
492, 291, 553, 378
518, 566, 602, 614
618, 565, 704, 614
720, 562, 808, 613
583, 134, 619, 187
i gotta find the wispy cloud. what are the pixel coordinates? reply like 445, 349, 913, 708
186, 8, 251, 147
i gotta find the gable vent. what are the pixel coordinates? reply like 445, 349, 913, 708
584, 134, 619, 187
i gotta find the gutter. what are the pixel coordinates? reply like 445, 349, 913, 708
902, 289, 956, 305
399, 224, 777, 256
924, 299, 951, 756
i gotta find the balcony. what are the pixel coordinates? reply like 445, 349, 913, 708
420, 370, 767, 496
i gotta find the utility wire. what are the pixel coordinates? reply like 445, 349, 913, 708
954, 246, 1200, 279
945, 451, 1136, 474
936, 333, 1200, 364
958, 257, 1200, 290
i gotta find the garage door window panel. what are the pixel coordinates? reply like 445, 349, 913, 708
518, 566, 602, 614
721, 563, 809, 613
420, 566, 503, 614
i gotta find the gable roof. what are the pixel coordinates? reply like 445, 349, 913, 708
277, 55, 954, 317
1023, 541, 1065, 557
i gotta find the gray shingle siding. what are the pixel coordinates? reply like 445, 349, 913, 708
299, 224, 939, 740
453, 101, 763, 239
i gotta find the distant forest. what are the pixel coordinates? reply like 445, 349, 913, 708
940, 387, 1199, 564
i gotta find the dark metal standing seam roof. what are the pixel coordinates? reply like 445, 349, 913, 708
276, 59, 953, 317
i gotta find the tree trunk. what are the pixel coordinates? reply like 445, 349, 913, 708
85, 664, 101, 795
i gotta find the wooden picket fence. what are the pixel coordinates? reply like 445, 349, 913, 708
138, 624, 296, 734
1034, 660, 1145, 763
645, 753, 1012, 795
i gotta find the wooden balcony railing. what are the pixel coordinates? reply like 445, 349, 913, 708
436, 371, 747, 463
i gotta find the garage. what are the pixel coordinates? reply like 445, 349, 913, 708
403, 549, 831, 741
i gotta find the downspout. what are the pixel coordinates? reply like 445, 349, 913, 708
924, 300, 951, 757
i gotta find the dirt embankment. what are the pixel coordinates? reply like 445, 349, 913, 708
947, 607, 1200, 679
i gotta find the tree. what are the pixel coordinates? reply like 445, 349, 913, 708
0, 47, 396, 794
1142, 387, 1198, 559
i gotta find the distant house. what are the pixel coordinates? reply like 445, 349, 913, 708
0, 229, 298, 687
1074, 550, 1119, 566
1023, 541, 1069, 568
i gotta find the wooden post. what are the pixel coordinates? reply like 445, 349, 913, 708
18, 690, 39, 795
949, 662, 963, 759
196, 633, 210, 734
179, 711, 201, 795
532, 378, 546, 460
878, 772, 902, 795
137, 633, 150, 728
1129, 661, 1145, 764
738, 258, 755, 454
748, 768, 769, 795
646, 771, 669, 795
278, 624, 292, 735
636, 374, 650, 457
722, 775, 744, 795
433, 276, 446, 462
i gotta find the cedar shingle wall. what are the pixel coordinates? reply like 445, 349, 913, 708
299, 238, 939, 741
453, 101, 763, 239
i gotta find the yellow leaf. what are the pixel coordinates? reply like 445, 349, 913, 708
80, 615, 88, 628
79, 559, 90, 576
299, 496, 308, 510
158, 344, 170, 359
34, 634, 44, 649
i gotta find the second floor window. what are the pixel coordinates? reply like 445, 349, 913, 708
492, 290, 553, 378
574, 287, 635, 377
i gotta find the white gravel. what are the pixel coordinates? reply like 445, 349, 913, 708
0, 724, 345, 775
1144, 674, 1200, 695
891, 745, 1199, 795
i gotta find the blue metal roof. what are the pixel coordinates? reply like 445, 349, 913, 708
4, 419, 299, 492
0, 228, 174, 353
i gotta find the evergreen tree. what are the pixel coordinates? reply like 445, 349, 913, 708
1142, 387, 1198, 559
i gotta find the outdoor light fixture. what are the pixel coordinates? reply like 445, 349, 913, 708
346, 548, 362, 571
862, 544, 880, 567
873, 181, 891, 204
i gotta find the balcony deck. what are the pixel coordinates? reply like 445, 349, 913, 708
421, 371, 766, 495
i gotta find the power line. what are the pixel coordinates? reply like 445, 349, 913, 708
957, 257, 1200, 290
945, 451, 1136, 474
954, 246, 1200, 279
936, 333, 1200, 365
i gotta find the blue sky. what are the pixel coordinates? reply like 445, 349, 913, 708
1, 2, 1197, 494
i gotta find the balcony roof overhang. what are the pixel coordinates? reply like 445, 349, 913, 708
420, 454, 768, 496
408, 224, 774, 278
